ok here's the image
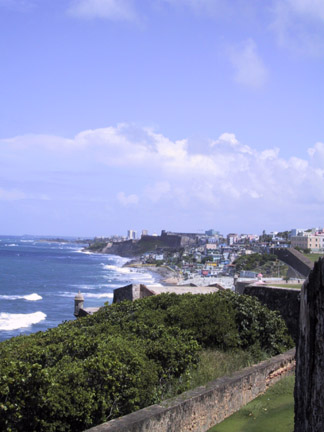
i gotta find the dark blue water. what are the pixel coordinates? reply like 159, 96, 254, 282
0, 236, 156, 342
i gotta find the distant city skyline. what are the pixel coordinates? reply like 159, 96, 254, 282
1, 1, 324, 236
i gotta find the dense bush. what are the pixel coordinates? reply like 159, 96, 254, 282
0, 291, 293, 431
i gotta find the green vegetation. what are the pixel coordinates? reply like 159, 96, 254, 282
0, 292, 293, 431
208, 375, 294, 432
303, 253, 324, 263
234, 253, 288, 277
271, 283, 302, 289
187, 349, 266, 390
88, 236, 181, 256
294, 246, 311, 254
277, 231, 290, 241
88, 240, 108, 251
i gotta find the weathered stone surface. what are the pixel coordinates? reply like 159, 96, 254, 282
84, 349, 295, 432
112, 284, 220, 303
243, 284, 300, 341
271, 247, 313, 278
294, 258, 324, 432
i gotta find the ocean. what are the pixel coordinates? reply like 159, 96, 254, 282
0, 236, 157, 342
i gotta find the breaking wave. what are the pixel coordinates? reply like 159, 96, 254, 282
59, 292, 113, 299
0, 293, 42, 301
102, 264, 134, 274
0, 311, 47, 331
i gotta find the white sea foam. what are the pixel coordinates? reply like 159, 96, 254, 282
0, 293, 42, 301
84, 293, 114, 299
59, 291, 113, 299
24, 293, 43, 301
20, 240, 34, 243
6, 244, 17, 247
77, 249, 97, 255
0, 311, 46, 331
103, 264, 135, 274
68, 284, 113, 290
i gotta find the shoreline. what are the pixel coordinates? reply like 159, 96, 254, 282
123, 260, 182, 286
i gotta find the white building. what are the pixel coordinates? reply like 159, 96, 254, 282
127, 230, 136, 240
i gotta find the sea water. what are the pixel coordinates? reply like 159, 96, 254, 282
0, 236, 157, 342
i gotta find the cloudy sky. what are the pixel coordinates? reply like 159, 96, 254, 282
0, 0, 323, 236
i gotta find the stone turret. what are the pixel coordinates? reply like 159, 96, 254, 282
74, 291, 84, 317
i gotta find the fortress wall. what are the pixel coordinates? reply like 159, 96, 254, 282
271, 247, 313, 278
112, 284, 136, 303
84, 349, 295, 432
139, 285, 155, 298
242, 285, 300, 342
294, 259, 324, 431
113, 284, 155, 303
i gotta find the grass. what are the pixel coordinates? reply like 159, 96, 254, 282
208, 375, 295, 432
303, 253, 323, 263
164, 349, 268, 401
270, 284, 302, 289
187, 349, 264, 389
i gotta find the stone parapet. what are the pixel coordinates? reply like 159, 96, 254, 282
84, 349, 295, 432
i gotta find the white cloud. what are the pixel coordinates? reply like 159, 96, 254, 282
117, 192, 139, 206
211, 132, 254, 155
2, 125, 324, 230
272, 0, 324, 55
287, 0, 324, 21
68, 0, 137, 21
229, 39, 268, 89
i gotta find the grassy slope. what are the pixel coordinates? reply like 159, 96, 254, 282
270, 284, 302, 289
188, 350, 264, 390
164, 349, 264, 401
208, 375, 294, 432
304, 253, 323, 263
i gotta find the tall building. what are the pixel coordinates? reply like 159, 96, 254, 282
227, 233, 238, 246
127, 230, 136, 240
142, 229, 148, 237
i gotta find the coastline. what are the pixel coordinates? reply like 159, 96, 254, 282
123, 260, 182, 286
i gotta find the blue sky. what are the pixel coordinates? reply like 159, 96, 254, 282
0, 0, 324, 237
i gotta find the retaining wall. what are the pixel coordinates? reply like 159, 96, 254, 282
239, 284, 300, 342
271, 247, 313, 278
84, 349, 295, 432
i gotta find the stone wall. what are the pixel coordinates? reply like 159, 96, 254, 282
294, 258, 324, 431
243, 285, 300, 341
112, 283, 134, 303
113, 284, 155, 303
271, 247, 313, 278
84, 349, 295, 432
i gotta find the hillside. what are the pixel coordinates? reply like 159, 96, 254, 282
234, 253, 288, 277
87, 235, 182, 257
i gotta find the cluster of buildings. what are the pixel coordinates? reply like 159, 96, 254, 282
94, 226, 323, 280
136, 230, 263, 279
133, 226, 322, 279
290, 228, 324, 253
